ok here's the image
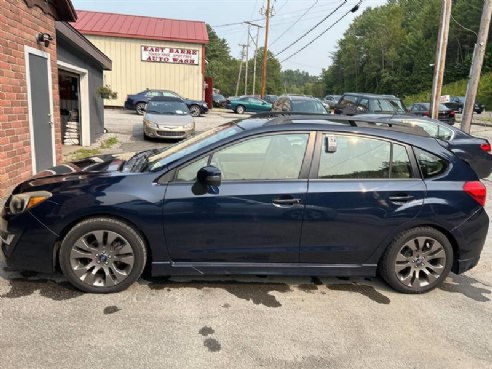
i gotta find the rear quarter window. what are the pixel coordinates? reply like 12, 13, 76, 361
414, 148, 448, 178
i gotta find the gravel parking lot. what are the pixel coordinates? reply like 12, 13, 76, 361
3, 109, 492, 369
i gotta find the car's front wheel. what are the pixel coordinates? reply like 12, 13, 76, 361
235, 105, 245, 114
189, 105, 201, 117
59, 217, 147, 293
378, 227, 453, 294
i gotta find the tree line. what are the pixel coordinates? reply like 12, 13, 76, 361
323, 0, 491, 99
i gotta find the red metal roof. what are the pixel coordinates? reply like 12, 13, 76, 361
72, 11, 208, 44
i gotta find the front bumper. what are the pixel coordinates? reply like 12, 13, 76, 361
1, 205, 58, 273
124, 101, 134, 110
144, 125, 194, 140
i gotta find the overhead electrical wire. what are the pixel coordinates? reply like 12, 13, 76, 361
274, 0, 347, 56
280, 1, 363, 63
270, 0, 319, 47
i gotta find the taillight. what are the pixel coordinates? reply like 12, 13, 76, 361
449, 111, 455, 117
423, 112, 430, 117
480, 142, 491, 152
464, 181, 486, 206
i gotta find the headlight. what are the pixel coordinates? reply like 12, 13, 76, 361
202, 103, 208, 107
184, 122, 194, 129
9, 191, 52, 214
144, 120, 158, 129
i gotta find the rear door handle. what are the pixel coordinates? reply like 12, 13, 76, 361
388, 194, 414, 203
273, 196, 302, 206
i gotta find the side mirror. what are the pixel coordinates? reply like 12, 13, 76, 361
197, 165, 222, 187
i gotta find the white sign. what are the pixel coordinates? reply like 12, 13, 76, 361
141, 46, 199, 65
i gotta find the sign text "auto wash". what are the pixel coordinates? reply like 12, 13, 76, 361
141, 46, 199, 65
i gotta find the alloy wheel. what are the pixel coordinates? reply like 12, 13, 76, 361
189, 105, 200, 117
69, 230, 135, 287
394, 236, 446, 288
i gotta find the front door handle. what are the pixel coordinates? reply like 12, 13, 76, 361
388, 194, 414, 203
273, 196, 302, 206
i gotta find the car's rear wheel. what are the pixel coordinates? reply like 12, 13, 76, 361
236, 105, 245, 114
59, 217, 147, 293
136, 102, 146, 115
378, 227, 453, 294
189, 105, 201, 117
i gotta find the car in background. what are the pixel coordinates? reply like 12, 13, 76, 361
143, 96, 195, 140
273, 95, 329, 114
213, 93, 227, 108
2, 113, 488, 294
316, 98, 330, 110
334, 93, 407, 115
124, 89, 209, 117
357, 114, 492, 178
408, 102, 456, 125
263, 95, 278, 104
323, 94, 341, 109
226, 96, 272, 114
443, 96, 485, 114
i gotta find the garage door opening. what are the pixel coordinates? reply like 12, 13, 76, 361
59, 70, 81, 145
57, 61, 90, 147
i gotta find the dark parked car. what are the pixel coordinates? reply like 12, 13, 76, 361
213, 93, 227, 108
334, 93, 407, 115
443, 96, 485, 114
124, 89, 208, 117
408, 103, 456, 125
357, 114, 492, 179
225, 96, 272, 114
273, 95, 328, 114
1, 113, 488, 294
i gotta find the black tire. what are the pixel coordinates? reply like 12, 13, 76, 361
59, 217, 147, 294
189, 105, 201, 117
235, 105, 245, 114
135, 102, 146, 115
378, 227, 453, 294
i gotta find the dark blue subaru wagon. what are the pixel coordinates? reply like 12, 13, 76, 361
1, 114, 488, 294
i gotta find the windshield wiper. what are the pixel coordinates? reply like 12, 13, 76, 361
122, 149, 160, 172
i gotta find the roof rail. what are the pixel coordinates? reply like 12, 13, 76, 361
252, 112, 430, 137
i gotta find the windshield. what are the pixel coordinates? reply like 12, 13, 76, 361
292, 100, 328, 114
369, 99, 406, 113
147, 124, 243, 171
146, 101, 189, 115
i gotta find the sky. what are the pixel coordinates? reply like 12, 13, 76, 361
71, 0, 388, 76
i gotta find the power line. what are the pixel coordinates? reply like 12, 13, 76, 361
274, 0, 347, 56
270, 0, 319, 46
280, 1, 362, 63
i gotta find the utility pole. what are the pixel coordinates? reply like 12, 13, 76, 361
245, 21, 263, 96
235, 44, 247, 97
260, 0, 272, 98
461, 0, 492, 133
430, 0, 452, 120
244, 23, 251, 95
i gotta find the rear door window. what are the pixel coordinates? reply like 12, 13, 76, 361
317, 135, 413, 179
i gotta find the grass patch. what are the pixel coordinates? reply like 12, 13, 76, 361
99, 136, 118, 149
69, 148, 101, 161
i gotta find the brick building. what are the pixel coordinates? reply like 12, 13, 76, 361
0, 1, 111, 198
0, 0, 75, 196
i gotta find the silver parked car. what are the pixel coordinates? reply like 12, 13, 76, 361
143, 96, 195, 140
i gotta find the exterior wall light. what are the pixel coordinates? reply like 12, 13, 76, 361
36, 33, 53, 47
